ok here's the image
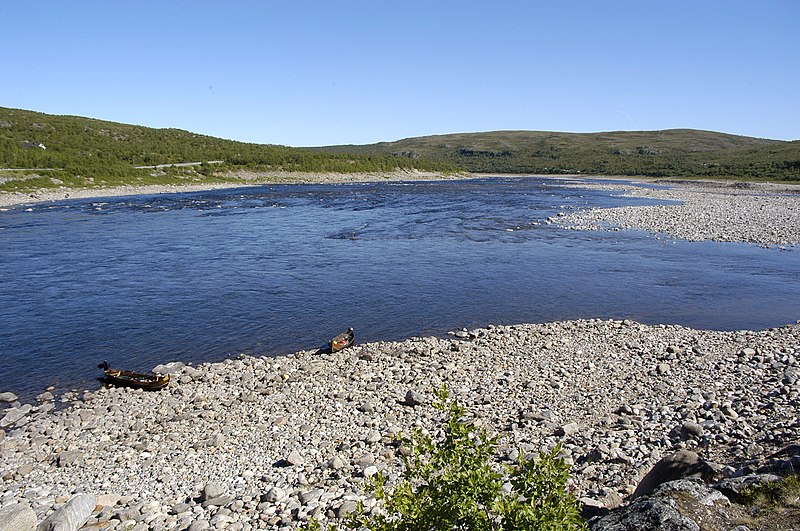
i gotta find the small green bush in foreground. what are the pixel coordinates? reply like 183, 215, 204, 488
313, 386, 586, 530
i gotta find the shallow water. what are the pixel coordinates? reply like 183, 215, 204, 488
1, 177, 798, 399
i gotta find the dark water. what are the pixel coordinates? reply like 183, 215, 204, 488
1, 177, 799, 400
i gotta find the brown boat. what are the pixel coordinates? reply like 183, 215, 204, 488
330, 328, 355, 352
98, 361, 170, 390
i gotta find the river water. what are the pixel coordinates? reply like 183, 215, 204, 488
1, 177, 798, 399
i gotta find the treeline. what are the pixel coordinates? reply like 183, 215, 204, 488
0, 107, 456, 192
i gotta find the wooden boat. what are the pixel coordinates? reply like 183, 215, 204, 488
97, 361, 170, 390
330, 328, 355, 352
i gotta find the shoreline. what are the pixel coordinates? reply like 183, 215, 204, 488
3, 171, 798, 247
2, 173, 799, 527
553, 176, 800, 246
1, 318, 798, 528
0, 169, 470, 210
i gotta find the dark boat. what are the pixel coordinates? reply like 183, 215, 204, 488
330, 328, 355, 352
97, 361, 170, 390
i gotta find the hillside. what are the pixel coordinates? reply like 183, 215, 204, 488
0, 107, 455, 193
314, 129, 800, 181
2, 106, 798, 193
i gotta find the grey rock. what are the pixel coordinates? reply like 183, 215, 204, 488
152, 361, 185, 375
37, 493, 96, 531
0, 502, 37, 531
0, 392, 18, 402
404, 390, 425, 406
327, 455, 345, 469
1, 404, 32, 428
201, 481, 227, 501
206, 433, 225, 447
593, 481, 707, 531
286, 450, 305, 467
201, 495, 233, 508
170, 502, 191, 515
354, 452, 375, 466
557, 422, 579, 437
36, 391, 54, 402
633, 451, 715, 499
264, 486, 287, 503
336, 501, 359, 519
364, 430, 381, 444
187, 519, 210, 531
680, 421, 705, 440
299, 488, 324, 505
57, 451, 84, 467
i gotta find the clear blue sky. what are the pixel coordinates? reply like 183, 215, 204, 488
2, 1, 798, 146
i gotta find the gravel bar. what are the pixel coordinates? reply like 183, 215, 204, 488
1, 319, 798, 529
556, 179, 800, 246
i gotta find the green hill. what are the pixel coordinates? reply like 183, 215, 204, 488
2, 106, 798, 193
314, 129, 800, 181
0, 107, 456, 193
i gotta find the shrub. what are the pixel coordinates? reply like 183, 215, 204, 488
341, 386, 586, 530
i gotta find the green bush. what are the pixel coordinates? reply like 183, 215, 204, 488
339, 386, 586, 530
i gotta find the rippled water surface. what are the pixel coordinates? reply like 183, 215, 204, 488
1, 177, 799, 399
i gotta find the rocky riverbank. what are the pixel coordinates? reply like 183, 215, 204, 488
555, 179, 800, 247
1, 319, 798, 529
0, 169, 465, 210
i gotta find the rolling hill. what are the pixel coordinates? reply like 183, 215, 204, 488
314, 129, 800, 181
2, 106, 798, 194
0, 107, 456, 193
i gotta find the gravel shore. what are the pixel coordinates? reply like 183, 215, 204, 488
2, 175, 799, 528
5, 173, 798, 248
0, 170, 464, 210
1, 319, 798, 529
555, 178, 800, 247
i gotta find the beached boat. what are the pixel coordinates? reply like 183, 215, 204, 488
97, 361, 170, 390
330, 328, 355, 352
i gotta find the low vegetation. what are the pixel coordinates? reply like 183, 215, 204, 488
3, 106, 798, 195
729, 476, 800, 529
313, 386, 586, 530
0, 107, 456, 193
315, 129, 800, 181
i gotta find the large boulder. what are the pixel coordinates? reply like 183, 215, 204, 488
591, 479, 728, 531
37, 494, 96, 531
0, 502, 37, 531
632, 451, 715, 499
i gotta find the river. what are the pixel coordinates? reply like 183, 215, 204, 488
1, 177, 798, 399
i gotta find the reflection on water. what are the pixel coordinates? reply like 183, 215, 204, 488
1, 177, 798, 399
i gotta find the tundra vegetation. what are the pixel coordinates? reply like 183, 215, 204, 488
2, 107, 798, 196
314, 130, 800, 182
0, 107, 456, 194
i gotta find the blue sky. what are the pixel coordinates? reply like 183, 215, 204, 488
2, 1, 798, 146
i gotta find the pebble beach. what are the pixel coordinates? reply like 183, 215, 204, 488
1, 174, 799, 529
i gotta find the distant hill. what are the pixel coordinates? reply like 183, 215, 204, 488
313, 129, 800, 181
0, 107, 456, 193
2, 106, 798, 193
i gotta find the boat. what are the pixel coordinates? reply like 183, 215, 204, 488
330, 328, 355, 352
97, 361, 170, 390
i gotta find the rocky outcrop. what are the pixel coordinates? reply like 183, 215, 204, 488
590, 445, 800, 530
